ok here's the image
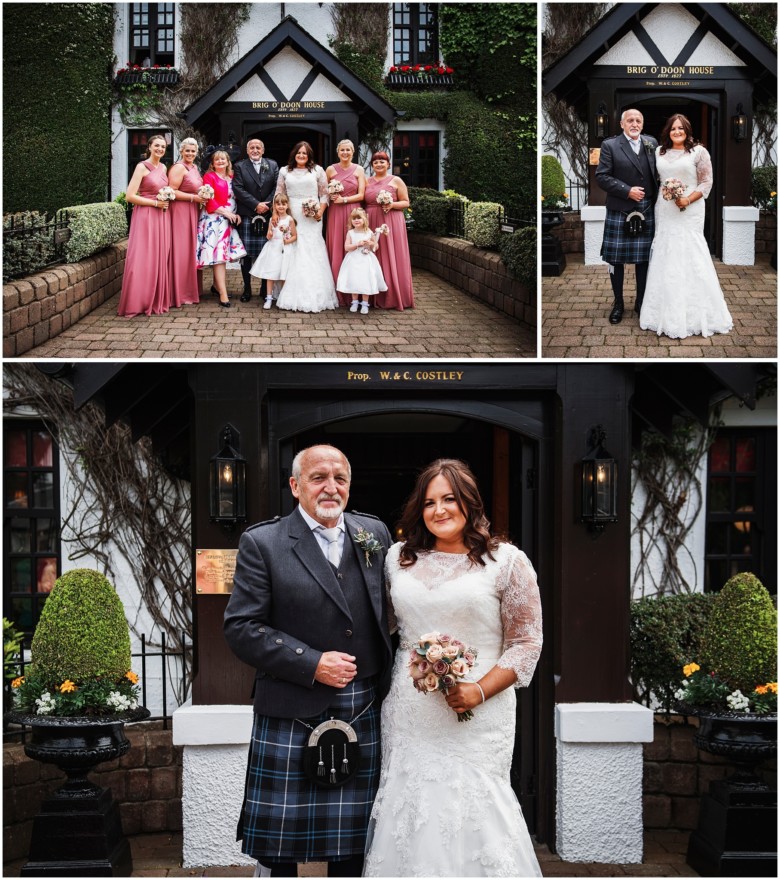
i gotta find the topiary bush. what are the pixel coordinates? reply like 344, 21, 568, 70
699, 572, 777, 694
407, 190, 450, 233
542, 155, 568, 209
500, 226, 536, 287
751, 165, 778, 208
30, 569, 131, 684
630, 592, 715, 713
58, 203, 129, 263
465, 201, 502, 249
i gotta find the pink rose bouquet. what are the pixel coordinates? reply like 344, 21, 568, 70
409, 631, 478, 721
197, 184, 215, 201
662, 177, 687, 211
301, 197, 320, 219
327, 180, 344, 195
374, 224, 390, 237
376, 189, 393, 207
157, 186, 176, 202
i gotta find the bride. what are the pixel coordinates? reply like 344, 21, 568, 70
364, 459, 543, 877
274, 142, 338, 312
640, 114, 733, 338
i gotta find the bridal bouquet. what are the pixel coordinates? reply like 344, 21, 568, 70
409, 632, 478, 721
376, 189, 394, 207
327, 180, 344, 196
301, 197, 320, 219
662, 177, 687, 211
156, 186, 176, 209
197, 184, 215, 202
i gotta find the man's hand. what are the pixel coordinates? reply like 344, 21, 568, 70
628, 186, 645, 202
314, 651, 357, 688
256, 202, 270, 214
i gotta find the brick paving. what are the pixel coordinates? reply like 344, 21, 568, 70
19, 268, 534, 359
542, 254, 777, 358
4, 829, 697, 877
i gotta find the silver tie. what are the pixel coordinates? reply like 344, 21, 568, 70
319, 527, 342, 566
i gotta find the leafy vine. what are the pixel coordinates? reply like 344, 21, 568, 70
4, 365, 192, 704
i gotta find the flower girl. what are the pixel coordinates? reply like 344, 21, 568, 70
249, 193, 297, 309
336, 208, 387, 314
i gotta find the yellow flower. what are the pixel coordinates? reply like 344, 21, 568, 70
563, 193, 568, 199
59, 680, 77, 693
11, 676, 24, 689
771, 191, 777, 197
125, 670, 139, 684
755, 685, 768, 695
540, 195, 546, 201
683, 662, 700, 677
768, 682, 778, 694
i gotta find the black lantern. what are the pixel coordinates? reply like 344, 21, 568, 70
732, 104, 748, 142
595, 102, 609, 139
581, 426, 617, 533
209, 424, 247, 528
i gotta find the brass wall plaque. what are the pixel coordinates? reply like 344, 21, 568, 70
589, 148, 601, 166
196, 549, 238, 594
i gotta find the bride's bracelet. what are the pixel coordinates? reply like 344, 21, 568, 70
474, 682, 486, 704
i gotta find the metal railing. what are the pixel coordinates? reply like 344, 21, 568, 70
2, 210, 72, 282
564, 179, 588, 212
444, 203, 534, 241
3, 629, 191, 741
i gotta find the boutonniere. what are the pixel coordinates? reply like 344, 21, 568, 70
353, 527, 383, 567
260, 159, 269, 173
642, 139, 654, 154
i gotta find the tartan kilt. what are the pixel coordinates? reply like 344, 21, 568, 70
239, 215, 269, 261
238, 677, 380, 862
601, 199, 655, 264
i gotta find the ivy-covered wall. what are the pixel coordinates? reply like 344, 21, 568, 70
3, 4, 115, 215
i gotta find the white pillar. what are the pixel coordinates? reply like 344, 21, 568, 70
580, 205, 607, 265
722, 206, 760, 265
555, 702, 654, 864
172, 702, 255, 868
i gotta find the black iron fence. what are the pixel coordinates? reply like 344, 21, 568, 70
3, 630, 191, 742
2, 210, 72, 282
444, 202, 534, 241
565, 178, 588, 212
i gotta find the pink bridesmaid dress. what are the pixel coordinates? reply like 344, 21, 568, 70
169, 162, 203, 306
326, 163, 361, 305
365, 176, 415, 310
117, 160, 172, 317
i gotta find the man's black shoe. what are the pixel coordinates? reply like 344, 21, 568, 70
609, 303, 624, 324
239, 291, 252, 303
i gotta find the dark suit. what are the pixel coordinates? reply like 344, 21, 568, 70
595, 134, 659, 213
232, 156, 279, 294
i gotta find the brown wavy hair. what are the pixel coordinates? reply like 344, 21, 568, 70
398, 459, 500, 568
288, 140, 316, 172
659, 114, 698, 155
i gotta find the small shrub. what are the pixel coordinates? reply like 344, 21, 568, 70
465, 201, 502, 249
2, 211, 55, 282
408, 191, 450, 233
500, 226, 536, 287
752, 165, 777, 209
57, 202, 128, 263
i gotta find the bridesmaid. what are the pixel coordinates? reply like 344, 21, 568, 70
326, 139, 366, 305
196, 150, 247, 308
117, 133, 172, 317
168, 137, 207, 306
365, 151, 415, 310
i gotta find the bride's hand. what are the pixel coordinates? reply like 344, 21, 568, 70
444, 682, 483, 714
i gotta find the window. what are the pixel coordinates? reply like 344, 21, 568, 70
704, 428, 776, 593
393, 3, 438, 65
129, 3, 175, 67
393, 131, 440, 188
127, 129, 172, 184
4, 422, 61, 636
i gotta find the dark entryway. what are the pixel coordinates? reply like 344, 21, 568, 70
245, 126, 330, 170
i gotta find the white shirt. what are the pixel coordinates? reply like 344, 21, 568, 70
624, 132, 641, 153
297, 505, 345, 561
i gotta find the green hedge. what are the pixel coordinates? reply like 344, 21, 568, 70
752, 165, 777, 208
3, 4, 114, 215
630, 593, 716, 714
2, 212, 56, 283
465, 201, 501, 249
500, 227, 536, 287
58, 203, 128, 263
407, 188, 449, 234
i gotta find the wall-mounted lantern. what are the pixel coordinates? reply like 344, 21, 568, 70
209, 424, 247, 529
731, 104, 748, 142
595, 102, 609, 140
581, 425, 617, 534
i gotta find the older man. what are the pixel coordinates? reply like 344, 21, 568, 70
224, 445, 393, 877
233, 139, 279, 303
595, 108, 658, 324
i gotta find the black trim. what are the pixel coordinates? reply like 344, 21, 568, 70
257, 67, 287, 103
290, 66, 322, 103
633, 23, 667, 67
673, 21, 709, 66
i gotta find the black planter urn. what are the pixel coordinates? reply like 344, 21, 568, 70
541, 209, 567, 276
686, 712, 777, 877
6, 707, 150, 877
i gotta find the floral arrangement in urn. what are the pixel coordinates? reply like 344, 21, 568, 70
674, 572, 777, 716
11, 569, 141, 717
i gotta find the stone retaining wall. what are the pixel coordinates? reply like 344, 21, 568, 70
3, 721, 181, 864
409, 233, 534, 330
756, 209, 777, 257
3, 241, 127, 357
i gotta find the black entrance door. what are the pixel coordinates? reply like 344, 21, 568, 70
244, 126, 329, 170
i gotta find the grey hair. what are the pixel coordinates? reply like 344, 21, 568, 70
177, 137, 199, 160
291, 445, 352, 482
620, 108, 643, 123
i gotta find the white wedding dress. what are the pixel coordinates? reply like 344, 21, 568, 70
274, 166, 338, 312
640, 145, 733, 338
364, 543, 543, 878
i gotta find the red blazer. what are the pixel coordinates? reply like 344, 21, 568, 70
203, 171, 232, 214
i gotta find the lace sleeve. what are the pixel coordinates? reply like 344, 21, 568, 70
275, 166, 287, 199
384, 545, 399, 635
496, 545, 543, 687
693, 146, 713, 198
316, 165, 328, 200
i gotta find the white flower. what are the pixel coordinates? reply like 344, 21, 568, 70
106, 691, 132, 712
726, 690, 750, 712
35, 692, 56, 715
674, 688, 686, 701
